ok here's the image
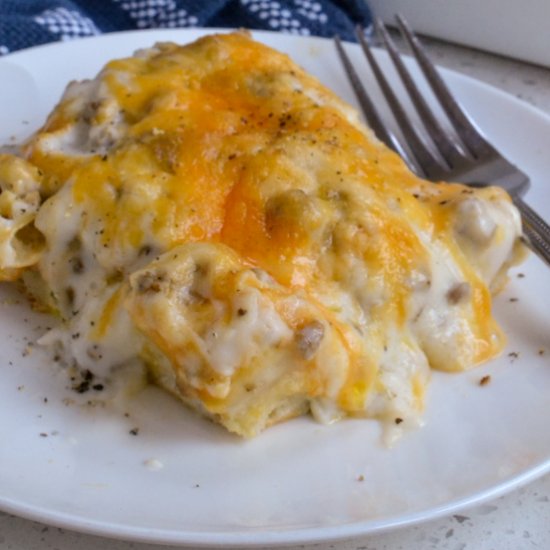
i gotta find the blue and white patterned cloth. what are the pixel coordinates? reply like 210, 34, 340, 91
0, 0, 372, 56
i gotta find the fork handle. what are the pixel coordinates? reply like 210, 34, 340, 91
522, 223, 550, 268
514, 196, 550, 245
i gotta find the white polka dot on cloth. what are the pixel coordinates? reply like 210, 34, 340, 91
239, 0, 313, 35
34, 8, 100, 39
114, 0, 198, 29
0, 45, 9, 56
293, 0, 328, 22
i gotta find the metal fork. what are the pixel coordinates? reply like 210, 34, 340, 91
334, 15, 550, 266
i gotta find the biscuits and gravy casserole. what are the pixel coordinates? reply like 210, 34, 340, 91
0, 32, 525, 437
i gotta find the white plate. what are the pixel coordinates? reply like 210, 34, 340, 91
1, 30, 550, 548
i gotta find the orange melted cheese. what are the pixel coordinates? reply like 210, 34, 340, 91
0, 32, 524, 437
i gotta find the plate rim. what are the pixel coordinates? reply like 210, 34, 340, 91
1, 458, 549, 547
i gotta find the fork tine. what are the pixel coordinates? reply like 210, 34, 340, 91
354, 26, 447, 179
333, 35, 395, 150
375, 20, 469, 170
395, 14, 495, 158
334, 34, 418, 171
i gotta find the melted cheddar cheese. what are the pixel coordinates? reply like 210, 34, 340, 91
0, 32, 525, 437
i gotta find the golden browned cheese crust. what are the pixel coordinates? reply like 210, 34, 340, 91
0, 32, 525, 437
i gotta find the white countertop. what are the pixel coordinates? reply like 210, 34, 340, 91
2, 35, 550, 550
